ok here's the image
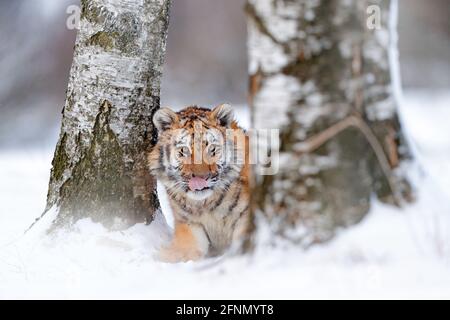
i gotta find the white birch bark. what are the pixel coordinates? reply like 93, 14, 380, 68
39, 0, 171, 230
247, 0, 411, 246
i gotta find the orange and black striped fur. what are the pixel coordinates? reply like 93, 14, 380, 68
148, 104, 250, 262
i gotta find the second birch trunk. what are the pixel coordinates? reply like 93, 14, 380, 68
247, 0, 412, 246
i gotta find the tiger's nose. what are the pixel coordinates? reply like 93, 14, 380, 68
192, 173, 210, 180
190, 163, 211, 179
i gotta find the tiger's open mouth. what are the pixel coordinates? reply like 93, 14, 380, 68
186, 181, 214, 200
194, 186, 211, 192
188, 176, 210, 192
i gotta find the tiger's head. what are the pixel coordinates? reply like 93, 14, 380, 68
149, 104, 247, 201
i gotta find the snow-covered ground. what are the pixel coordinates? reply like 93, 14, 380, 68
0, 90, 449, 299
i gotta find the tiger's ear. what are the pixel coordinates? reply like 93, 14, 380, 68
211, 104, 234, 127
153, 107, 179, 132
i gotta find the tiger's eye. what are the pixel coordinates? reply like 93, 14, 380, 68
178, 146, 190, 158
209, 145, 219, 157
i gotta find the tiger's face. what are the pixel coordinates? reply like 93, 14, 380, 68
149, 104, 246, 201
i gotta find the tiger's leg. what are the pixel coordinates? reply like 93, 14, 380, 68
159, 223, 209, 263
229, 211, 251, 253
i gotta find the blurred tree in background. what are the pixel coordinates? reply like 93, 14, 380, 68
248, 0, 412, 246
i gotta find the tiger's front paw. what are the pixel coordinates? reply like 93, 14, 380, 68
158, 223, 209, 263
158, 245, 204, 263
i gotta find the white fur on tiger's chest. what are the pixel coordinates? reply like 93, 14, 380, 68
176, 200, 242, 253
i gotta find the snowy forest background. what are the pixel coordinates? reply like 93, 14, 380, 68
0, 0, 449, 299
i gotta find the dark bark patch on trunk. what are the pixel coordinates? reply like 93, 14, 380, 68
81, 0, 107, 24
51, 133, 69, 182
52, 101, 134, 229
88, 31, 117, 51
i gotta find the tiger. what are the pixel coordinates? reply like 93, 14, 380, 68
148, 104, 250, 262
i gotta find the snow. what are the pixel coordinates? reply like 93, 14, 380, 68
1, 90, 450, 299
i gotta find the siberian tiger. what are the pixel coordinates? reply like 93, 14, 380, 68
148, 104, 250, 262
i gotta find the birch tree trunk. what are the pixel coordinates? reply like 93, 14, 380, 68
247, 0, 412, 246
40, 0, 171, 230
